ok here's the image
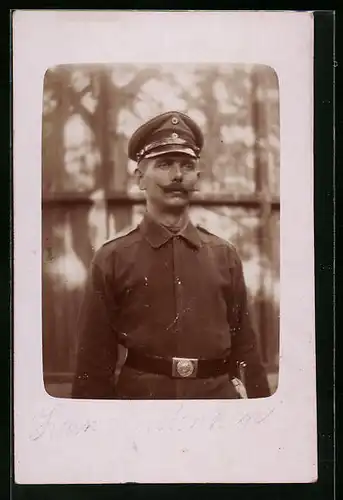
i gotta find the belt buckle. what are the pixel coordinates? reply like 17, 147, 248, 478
172, 357, 198, 378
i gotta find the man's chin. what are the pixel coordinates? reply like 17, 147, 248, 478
166, 193, 189, 202
162, 195, 189, 210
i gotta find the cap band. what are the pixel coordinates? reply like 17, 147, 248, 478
137, 136, 200, 161
143, 145, 198, 160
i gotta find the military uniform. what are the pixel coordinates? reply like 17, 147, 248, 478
72, 111, 270, 400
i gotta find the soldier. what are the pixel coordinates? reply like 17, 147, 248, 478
72, 111, 271, 400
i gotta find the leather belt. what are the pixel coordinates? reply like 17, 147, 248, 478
125, 349, 233, 379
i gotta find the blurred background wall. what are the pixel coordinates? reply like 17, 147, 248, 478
42, 63, 280, 397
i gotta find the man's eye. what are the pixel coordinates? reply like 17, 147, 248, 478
182, 163, 195, 170
156, 162, 169, 169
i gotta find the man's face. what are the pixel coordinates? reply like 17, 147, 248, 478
137, 153, 200, 210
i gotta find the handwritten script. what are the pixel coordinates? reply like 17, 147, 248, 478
30, 407, 97, 441
29, 404, 276, 441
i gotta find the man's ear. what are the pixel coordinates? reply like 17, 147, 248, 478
193, 166, 201, 192
134, 167, 146, 191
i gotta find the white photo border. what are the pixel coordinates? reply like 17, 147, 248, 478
13, 10, 316, 484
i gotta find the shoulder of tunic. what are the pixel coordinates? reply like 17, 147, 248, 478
101, 224, 140, 249
196, 224, 241, 263
196, 224, 235, 248
91, 224, 140, 271
91, 225, 141, 265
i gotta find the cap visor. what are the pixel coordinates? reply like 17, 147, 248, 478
143, 145, 197, 159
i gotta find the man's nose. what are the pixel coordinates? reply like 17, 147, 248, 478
169, 163, 183, 179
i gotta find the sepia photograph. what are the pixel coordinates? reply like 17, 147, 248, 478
14, 11, 316, 484
42, 63, 280, 401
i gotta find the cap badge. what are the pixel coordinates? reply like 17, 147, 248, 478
171, 132, 179, 139
171, 116, 179, 125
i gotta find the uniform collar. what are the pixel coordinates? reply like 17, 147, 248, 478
140, 212, 202, 250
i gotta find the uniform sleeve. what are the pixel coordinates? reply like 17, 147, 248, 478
228, 247, 271, 398
71, 257, 118, 399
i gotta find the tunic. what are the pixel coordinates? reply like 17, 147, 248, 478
72, 213, 270, 399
